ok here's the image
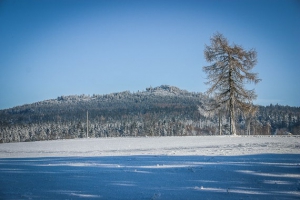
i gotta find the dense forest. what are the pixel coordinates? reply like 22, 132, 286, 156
1, 85, 300, 143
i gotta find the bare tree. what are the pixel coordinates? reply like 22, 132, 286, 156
203, 33, 261, 135
198, 98, 225, 135
243, 104, 258, 135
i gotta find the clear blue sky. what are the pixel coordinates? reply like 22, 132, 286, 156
1, 0, 299, 109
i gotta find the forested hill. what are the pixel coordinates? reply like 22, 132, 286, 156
0, 85, 299, 143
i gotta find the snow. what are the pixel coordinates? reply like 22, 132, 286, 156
0, 136, 299, 158
0, 136, 299, 199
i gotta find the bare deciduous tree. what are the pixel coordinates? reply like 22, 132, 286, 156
244, 104, 258, 135
203, 33, 261, 135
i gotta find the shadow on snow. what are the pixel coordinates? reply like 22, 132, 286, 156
0, 154, 300, 199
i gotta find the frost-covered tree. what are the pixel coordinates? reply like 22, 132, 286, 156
203, 33, 261, 135
198, 98, 224, 135
243, 104, 257, 135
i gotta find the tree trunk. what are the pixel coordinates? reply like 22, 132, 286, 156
219, 111, 222, 135
229, 58, 236, 136
229, 99, 236, 135
246, 120, 250, 135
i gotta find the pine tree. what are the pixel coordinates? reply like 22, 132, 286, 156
203, 33, 261, 135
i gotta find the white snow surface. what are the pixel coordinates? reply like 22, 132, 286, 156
0, 136, 300, 199
0, 135, 299, 158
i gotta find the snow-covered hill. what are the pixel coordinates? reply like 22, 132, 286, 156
1, 85, 300, 143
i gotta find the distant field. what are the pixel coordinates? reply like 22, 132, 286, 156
0, 136, 299, 199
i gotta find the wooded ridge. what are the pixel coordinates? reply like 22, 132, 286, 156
1, 85, 299, 143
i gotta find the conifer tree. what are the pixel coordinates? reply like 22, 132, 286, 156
203, 33, 261, 135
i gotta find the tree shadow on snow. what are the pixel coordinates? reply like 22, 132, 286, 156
0, 154, 300, 199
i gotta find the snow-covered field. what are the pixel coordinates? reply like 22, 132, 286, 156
0, 136, 299, 199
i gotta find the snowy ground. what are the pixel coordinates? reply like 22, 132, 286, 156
0, 136, 299, 199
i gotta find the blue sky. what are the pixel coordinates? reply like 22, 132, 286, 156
0, 0, 299, 109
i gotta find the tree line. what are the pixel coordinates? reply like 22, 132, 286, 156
0, 85, 299, 143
